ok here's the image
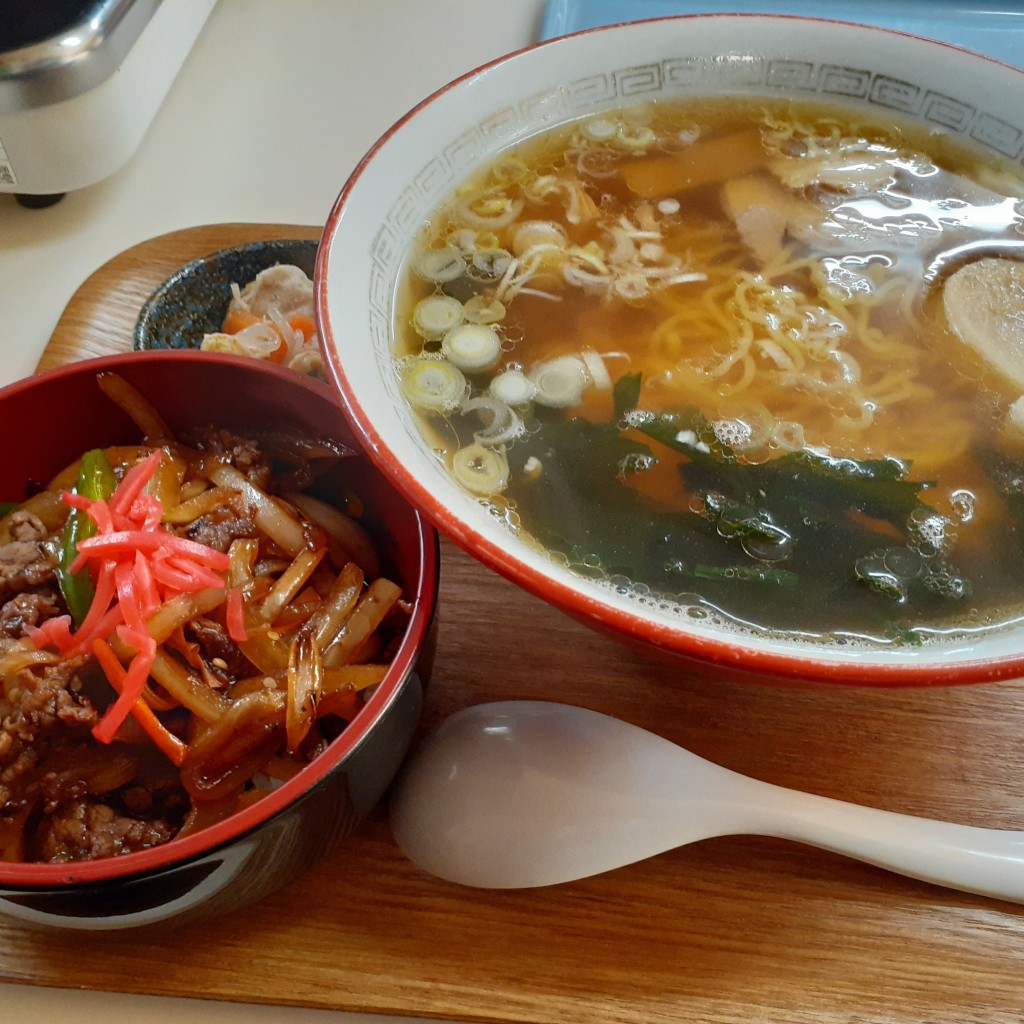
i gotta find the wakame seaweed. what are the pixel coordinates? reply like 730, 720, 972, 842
506, 398, 973, 637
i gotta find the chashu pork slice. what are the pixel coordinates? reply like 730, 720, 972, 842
231, 263, 314, 321
943, 257, 1024, 390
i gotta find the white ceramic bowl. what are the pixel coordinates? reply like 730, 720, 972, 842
316, 14, 1024, 686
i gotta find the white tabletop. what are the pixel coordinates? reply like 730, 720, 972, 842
0, 0, 545, 1019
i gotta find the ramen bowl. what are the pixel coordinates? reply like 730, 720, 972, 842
0, 351, 438, 929
316, 14, 1024, 687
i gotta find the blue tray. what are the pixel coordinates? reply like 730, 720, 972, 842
540, 0, 1024, 67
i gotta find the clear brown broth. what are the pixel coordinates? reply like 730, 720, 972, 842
395, 97, 1024, 645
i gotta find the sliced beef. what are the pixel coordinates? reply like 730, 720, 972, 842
9, 656, 100, 741
191, 428, 273, 489
0, 657, 100, 810
0, 588, 61, 639
187, 616, 250, 683
0, 538, 56, 598
7, 511, 48, 543
184, 508, 257, 552
36, 798, 178, 861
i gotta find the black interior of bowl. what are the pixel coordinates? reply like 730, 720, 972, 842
132, 239, 319, 352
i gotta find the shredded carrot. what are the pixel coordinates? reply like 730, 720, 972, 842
268, 337, 290, 364
221, 307, 261, 335
92, 638, 188, 766
288, 313, 317, 342
92, 631, 156, 745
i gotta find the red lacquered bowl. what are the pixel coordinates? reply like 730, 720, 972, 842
0, 351, 438, 930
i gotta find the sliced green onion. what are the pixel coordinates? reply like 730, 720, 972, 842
415, 246, 467, 283
582, 118, 617, 141
529, 355, 590, 408
441, 324, 502, 373
615, 124, 656, 150
490, 368, 537, 407
470, 249, 513, 280
413, 295, 464, 339
400, 356, 468, 413
463, 295, 507, 325
451, 443, 510, 496
454, 193, 524, 230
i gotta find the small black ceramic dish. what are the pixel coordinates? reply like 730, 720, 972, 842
133, 238, 319, 351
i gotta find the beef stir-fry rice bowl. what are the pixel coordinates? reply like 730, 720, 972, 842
0, 371, 412, 864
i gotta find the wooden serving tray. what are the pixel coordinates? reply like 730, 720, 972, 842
4, 224, 1024, 1022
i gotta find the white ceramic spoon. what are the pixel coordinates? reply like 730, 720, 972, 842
390, 700, 1024, 901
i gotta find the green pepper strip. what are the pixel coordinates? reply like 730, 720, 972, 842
57, 449, 117, 626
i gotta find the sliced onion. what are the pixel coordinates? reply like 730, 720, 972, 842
286, 490, 381, 578
461, 395, 523, 446
286, 631, 323, 754
0, 644, 59, 678
441, 324, 502, 373
321, 577, 402, 669
288, 349, 325, 377
563, 262, 612, 292
261, 548, 326, 625
207, 463, 308, 556
581, 349, 612, 391
400, 356, 468, 413
266, 306, 299, 351
413, 295, 464, 339
529, 355, 590, 408
234, 322, 284, 359
451, 443, 510, 496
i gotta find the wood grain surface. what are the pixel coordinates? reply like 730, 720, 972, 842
3, 225, 1024, 1022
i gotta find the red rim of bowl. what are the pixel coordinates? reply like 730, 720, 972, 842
316, 14, 1024, 689
0, 351, 439, 887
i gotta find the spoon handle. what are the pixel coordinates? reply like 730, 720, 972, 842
740, 779, 1024, 905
